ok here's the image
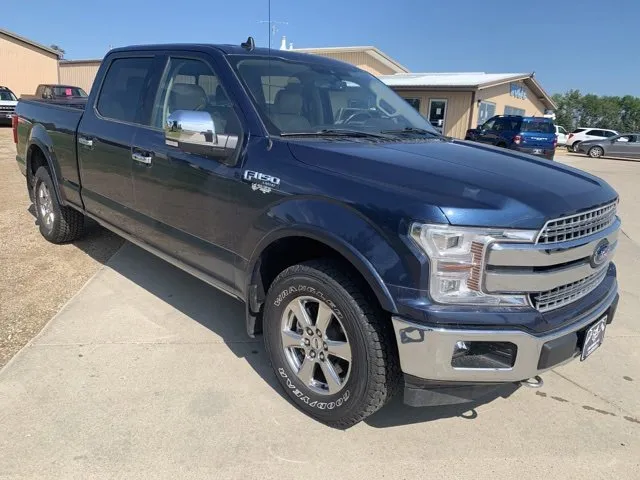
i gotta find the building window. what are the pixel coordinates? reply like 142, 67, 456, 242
428, 99, 447, 133
477, 101, 496, 126
404, 98, 421, 112
504, 106, 525, 116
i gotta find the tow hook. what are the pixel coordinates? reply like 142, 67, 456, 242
520, 375, 544, 388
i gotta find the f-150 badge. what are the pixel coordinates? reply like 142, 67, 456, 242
244, 170, 280, 193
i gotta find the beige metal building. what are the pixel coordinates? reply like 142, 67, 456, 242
379, 72, 556, 138
0, 28, 61, 97
293, 46, 409, 76
59, 59, 102, 93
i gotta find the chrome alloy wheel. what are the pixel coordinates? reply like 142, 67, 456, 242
281, 296, 352, 395
589, 146, 604, 158
37, 182, 55, 232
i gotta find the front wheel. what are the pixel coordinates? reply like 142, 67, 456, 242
588, 146, 604, 158
572, 142, 581, 153
263, 260, 399, 428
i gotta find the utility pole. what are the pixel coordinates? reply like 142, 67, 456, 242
257, 20, 289, 42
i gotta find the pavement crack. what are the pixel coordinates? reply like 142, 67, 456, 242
620, 227, 639, 248
551, 370, 636, 417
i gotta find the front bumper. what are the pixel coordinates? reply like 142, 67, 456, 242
392, 280, 618, 387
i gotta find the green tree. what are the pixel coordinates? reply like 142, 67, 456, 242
552, 90, 640, 133
49, 44, 65, 58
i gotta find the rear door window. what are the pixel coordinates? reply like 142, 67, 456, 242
587, 130, 604, 137
96, 57, 154, 124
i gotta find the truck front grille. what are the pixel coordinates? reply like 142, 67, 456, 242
537, 201, 617, 244
529, 267, 608, 313
0, 106, 15, 112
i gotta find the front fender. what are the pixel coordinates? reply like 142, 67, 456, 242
246, 198, 420, 314
27, 125, 66, 205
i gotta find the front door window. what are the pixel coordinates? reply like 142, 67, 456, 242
428, 99, 447, 133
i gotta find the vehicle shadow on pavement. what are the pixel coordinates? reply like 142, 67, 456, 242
365, 383, 520, 428
70, 228, 289, 399
68, 224, 521, 429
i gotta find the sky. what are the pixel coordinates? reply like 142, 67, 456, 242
5, 0, 640, 96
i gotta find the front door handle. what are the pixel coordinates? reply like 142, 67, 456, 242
132, 151, 153, 165
78, 136, 93, 148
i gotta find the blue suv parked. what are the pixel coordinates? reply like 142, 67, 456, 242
465, 115, 557, 160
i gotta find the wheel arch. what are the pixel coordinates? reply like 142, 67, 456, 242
245, 227, 398, 337
25, 126, 66, 205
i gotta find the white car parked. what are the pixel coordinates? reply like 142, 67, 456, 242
0, 86, 18, 125
566, 128, 618, 153
555, 125, 568, 145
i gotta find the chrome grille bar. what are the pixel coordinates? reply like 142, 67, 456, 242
537, 201, 617, 244
530, 267, 608, 312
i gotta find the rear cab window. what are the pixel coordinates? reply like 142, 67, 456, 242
520, 119, 555, 134
96, 57, 154, 124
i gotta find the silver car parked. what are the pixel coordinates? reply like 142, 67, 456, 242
578, 133, 640, 159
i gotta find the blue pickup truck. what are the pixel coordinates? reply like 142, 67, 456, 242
13, 40, 619, 427
466, 114, 558, 160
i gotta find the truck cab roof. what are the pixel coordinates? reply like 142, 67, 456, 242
108, 43, 358, 70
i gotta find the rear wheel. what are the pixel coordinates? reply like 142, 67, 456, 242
33, 166, 84, 243
263, 260, 399, 428
588, 146, 604, 158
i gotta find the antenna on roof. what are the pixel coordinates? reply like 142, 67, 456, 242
241, 36, 255, 51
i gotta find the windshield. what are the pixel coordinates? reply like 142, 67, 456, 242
520, 119, 555, 134
52, 86, 87, 97
229, 55, 438, 136
0, 90, 17, 101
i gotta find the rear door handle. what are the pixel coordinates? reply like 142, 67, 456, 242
78, 136, 93, 148
132, 151, 153, 165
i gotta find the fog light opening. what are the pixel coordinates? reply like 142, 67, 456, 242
451, 341, 518, 369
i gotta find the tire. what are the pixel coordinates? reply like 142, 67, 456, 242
263, 260, 400, 428
33, 166, 84, 243
566, 145, 573, 152
572, 142, 581, 153
588, 146, 604, 158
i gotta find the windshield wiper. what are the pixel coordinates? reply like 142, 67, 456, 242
381, 127, 442, 137
280, 128, 391, 139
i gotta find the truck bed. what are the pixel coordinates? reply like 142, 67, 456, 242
15, 98, 85, 209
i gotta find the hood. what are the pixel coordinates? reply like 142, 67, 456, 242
287, 139, 618, 229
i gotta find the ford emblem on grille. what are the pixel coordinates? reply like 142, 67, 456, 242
590, 239, 610, 268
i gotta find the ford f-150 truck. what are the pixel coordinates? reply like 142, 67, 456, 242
14, 41, 620, 428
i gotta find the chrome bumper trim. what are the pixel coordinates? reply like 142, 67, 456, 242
485, 259, 613, 293
486, 220, 620, 267
391, 281, 617, 383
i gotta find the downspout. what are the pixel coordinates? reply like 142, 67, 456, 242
468, 90, 477, 130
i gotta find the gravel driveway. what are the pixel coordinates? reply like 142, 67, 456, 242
0, 127, 122, 367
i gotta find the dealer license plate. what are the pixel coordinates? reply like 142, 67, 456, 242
581, 317, 607, 361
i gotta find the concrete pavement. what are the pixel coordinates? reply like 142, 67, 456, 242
1, 154, 639, 479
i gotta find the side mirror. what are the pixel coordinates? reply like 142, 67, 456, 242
165, 110, 238, 159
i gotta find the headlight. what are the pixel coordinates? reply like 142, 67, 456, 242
410, 223, 537, 306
